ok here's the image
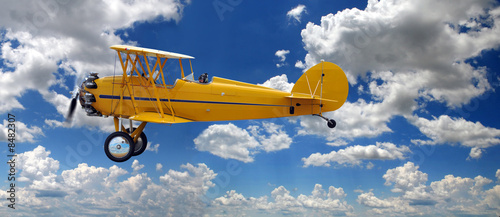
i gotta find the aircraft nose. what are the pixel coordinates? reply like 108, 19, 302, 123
80, 72, 102, 116
83, 72, 99, 89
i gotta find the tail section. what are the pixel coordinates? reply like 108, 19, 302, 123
291, 62, 349, 113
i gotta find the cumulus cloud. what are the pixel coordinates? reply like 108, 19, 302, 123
295, 60, 306, 69
194, 123, 260, 163
302, 142, 410, 168
287, 4, 307, 23
156, 163, 163, 172
468, 147, 483, 160
17, 145, 59, 189
194, 122, 292, 162
146, 142, 160, 153
410, 115, 500, 159
275, 49, 290, 68
0, 0, 191, 129
131, 159, 145, 174
62, 163, 110, 190
357, 162, 500, 216
248, 122, 293, 152
301, 0, 498, 101
258, 74, 294, 92
0, 119, 44, 143
297, 100, 394, 141
1, 145, 219, 216
383, 162, 428, 194
296, 0, 500, 148
357, 192, 393, 208
213, 184, 353, 216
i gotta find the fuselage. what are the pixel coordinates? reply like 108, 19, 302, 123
82, 75, 332, 122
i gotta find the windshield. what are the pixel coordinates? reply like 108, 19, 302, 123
184, 73, 195, 82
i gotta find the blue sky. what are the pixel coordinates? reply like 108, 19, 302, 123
1, 0, 500, 216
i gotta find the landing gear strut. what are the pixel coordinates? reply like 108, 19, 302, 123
126, 128, 148, 156
313, 114, 336, 129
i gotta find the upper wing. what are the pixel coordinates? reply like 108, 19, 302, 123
129, 112, 193, 124
110, 45, 195, 59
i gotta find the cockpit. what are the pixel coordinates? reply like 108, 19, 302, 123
198, 73, 209, 83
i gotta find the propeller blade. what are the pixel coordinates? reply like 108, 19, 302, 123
66, 93, 79, 122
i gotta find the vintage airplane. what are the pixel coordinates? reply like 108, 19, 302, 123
67, 45, 349, 162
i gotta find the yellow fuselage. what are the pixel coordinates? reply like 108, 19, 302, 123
84, 76, 334, 122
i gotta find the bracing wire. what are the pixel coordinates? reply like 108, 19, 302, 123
111, 52, 117, 115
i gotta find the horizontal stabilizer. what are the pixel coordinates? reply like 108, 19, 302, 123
286, 93, 314, 100
129, 112, 192, 124
286, 94, 339, 102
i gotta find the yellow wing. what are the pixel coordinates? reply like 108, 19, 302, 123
110, 45, 195, 59
129, 112, 193, 124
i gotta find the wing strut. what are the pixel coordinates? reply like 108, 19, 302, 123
143, 54, 165, 118
179, 59, 185, 78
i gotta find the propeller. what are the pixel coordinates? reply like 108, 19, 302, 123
66, 86, 80, 123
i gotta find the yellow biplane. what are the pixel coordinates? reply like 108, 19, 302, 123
67, 45, 349, 162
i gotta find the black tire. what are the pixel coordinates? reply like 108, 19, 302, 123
127, 128, 148, 156
104, 132, 135, 162
327, 119, 336, 129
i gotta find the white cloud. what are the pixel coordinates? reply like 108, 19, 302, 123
0, 0, 191, 128
468, 147, 483, 160
275, 50, 290, 62
0, 119, 44, 143
131, 159, 144, 174
366, 162, 375, 170
156, 163, 163, 172
410, 115, 500, 159
301, 0, 498, 106
258, 74, 294, 92
483, 185, 500, 212
62, 163, 109, 190
213, 184, 353, 216
295, 60, 306, 69
326, 140, 348, 147
5, 145, 500, 216
357, 192, 393, 208
302, 142, 410, 168
297, 99, 394, 142
287, 4, 307, 23
296, 0, 500, 147
275, 49, 290, 68
146, 142, 160, 153
17, 145, 59, 189
194, 122, 292, 162
358, 162, 500, 216
104, 165, 128, 188
248, 122, 292, 152
194, 123, 260, 163
1, 145, 220, 216
496, 169, 500, 182
383, 162, 428, 194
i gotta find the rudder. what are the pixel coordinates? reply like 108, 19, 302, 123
291, 61, 349, 113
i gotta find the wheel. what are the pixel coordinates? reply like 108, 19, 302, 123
327, 119, 336, 129
126, 128, 148, 156
104, 132, 135, 162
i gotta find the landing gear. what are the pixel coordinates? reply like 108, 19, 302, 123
313, 114, 337, 129
127, 128, 148, 156
104, 132, 135, 162
104, 117, 148, 162
327, 119, 336, 129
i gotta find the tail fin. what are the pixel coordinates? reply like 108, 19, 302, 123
291, 61, 349, 113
